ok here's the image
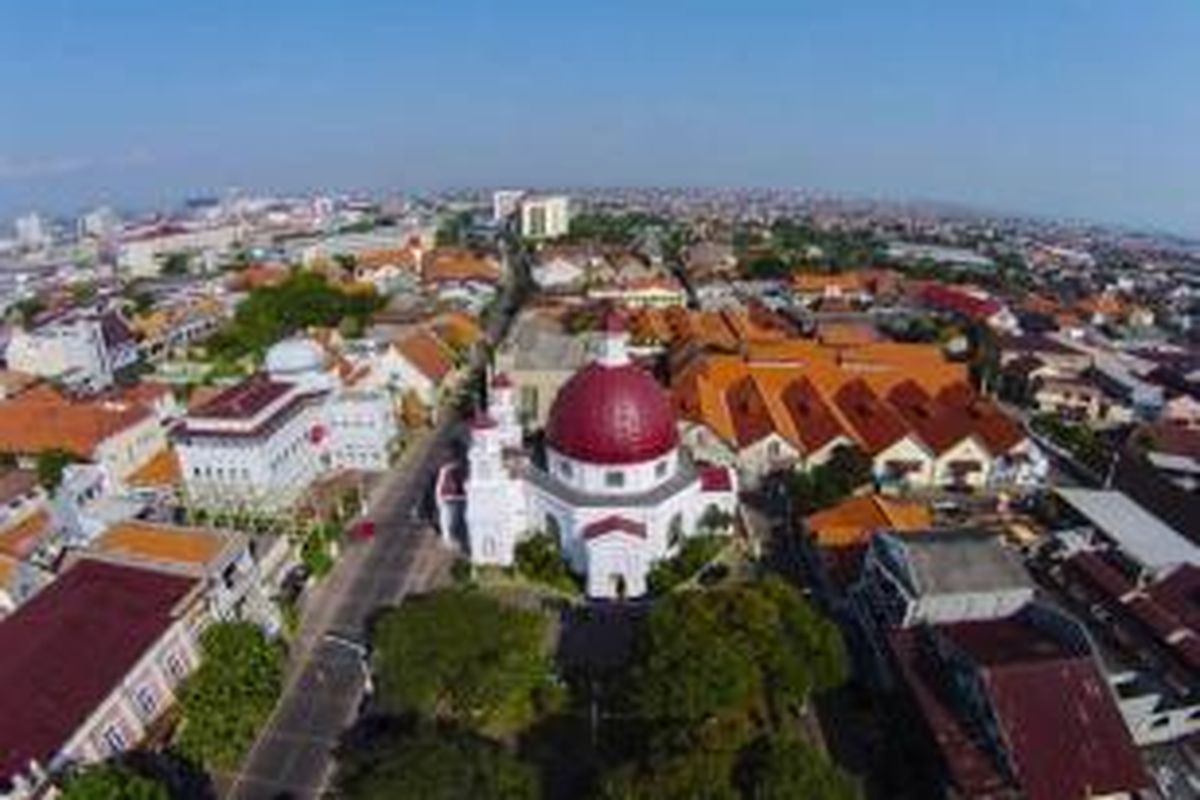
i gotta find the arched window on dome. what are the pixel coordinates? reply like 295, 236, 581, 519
605, 470, 625, 488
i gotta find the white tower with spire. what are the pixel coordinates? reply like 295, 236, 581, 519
463, 412, 524, 565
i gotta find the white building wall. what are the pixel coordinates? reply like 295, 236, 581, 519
931, 436, 993, 489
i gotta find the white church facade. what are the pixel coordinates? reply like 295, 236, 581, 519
436, 314, 737, 599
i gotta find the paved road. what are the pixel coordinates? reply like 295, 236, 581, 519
221, 233, 530, 799
222, 422, 460, 799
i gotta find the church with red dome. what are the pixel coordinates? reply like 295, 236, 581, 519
435, 313, 737, 599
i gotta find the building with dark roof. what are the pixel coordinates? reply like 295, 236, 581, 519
0, 559, 201, 798
889, 605, 1148, 800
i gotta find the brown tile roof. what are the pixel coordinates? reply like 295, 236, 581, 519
727, 375, 776, 448
833, 380, 911, 455
0, 510, 53, 560
0, 386, 154, 459
887, 380, 973, 455
421, 247, 501, 284
780, 377, 846, 453
93, 521, 227, 568
395, 330, 454, 384
125, 448, 182, 488
0, 470, 38, 506
189, 375, 292, 420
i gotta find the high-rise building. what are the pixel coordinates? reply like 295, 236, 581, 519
14, 213, 49, 251
492, 189, 526, 222
78, 206, 118, 240
519, 195, 570, 240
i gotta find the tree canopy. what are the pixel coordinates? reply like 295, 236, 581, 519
337, 722, 538, 800
36, 447, 78, 490
784, 445, 873, 515
176, 622, 285, 770
628, 577, 848, 732
59, 762, 169, 800
735, 733, 859, 800
371, 589, 553, 734
204, 271, 381, 362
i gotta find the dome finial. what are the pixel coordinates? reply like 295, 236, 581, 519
595, 306, 630, 367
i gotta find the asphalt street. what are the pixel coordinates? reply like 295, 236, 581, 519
220, 235, 529, 799
222, 421, 460, 799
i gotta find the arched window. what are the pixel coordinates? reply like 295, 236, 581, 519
545, 514, 563, 548
668, 513, 685, 547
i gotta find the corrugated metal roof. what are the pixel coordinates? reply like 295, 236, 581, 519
1056, 488, 1197, 572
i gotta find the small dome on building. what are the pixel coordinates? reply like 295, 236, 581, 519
265, 337, 327, 377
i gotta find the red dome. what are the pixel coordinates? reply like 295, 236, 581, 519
546, 362, 678, 464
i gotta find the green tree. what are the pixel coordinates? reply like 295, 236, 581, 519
646, 534, 726, 595
371, 589, 552, 733
176, 622, 284, 770
597, 749, 740, 800
36, 448, 77, 490
629, 578, 847, 733
735, 733, 858, 800
514, 532, 575, 592
204, 271, 382, 362
338, 724, 537, 800
59, 762, 169, 800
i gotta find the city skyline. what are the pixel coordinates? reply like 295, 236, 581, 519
2, 1, 1199, 235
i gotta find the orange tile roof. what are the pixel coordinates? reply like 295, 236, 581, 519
126, 448, 182, 488
421, 247, 501, 284
94, 521, 226, 568
0, 510, 53, 560
671, 334, 998, 460
806, 494, 932, 549
816, 322, 880, 348
0, 387, 154, 459
0, 554, 17, 589
395, 331, 454, 383
433, 311, 484, 350
792, 271, 867, 293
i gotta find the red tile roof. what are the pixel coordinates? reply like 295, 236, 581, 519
727, 375, 776, 449
189, 375, 292, 420
582, 516, 647, 540
833, 380, 910, 455
887, 380, 972, 454
780, 377, 846, 453
920, 283, 1003, 321
698, 464, 733, 492
0, 560, 196, 783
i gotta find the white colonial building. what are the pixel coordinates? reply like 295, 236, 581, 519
175, 338, 396, 511
436, 315, 736, 599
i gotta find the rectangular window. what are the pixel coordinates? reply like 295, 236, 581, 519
655, 460, 668, 477
559, 460, 573, 478
605, 471, 625, 488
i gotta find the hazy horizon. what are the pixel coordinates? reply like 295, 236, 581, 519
3, 1, 1198, 236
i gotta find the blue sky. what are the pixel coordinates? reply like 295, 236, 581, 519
2, 1, 1198, 234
